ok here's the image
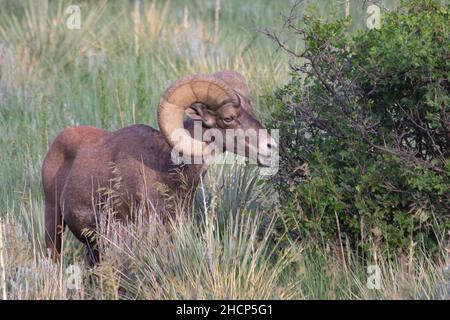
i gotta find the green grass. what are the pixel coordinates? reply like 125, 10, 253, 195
0, 0, 448, 300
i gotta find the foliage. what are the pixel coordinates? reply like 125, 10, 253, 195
267, 0, 449, 255
0, 0, 448, 300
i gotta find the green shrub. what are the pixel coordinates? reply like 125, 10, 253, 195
267, 0, 449, 255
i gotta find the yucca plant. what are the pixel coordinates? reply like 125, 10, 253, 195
92, 204, 296, 299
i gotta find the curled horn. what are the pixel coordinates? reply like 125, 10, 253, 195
157, 74, 240, 157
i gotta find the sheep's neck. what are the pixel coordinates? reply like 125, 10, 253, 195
175, 119, 214, 191
164, 120, 223, 214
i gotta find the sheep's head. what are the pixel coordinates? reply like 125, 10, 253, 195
157, 71, 276, 167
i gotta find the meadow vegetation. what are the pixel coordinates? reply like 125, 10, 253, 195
0, 0, 448, 299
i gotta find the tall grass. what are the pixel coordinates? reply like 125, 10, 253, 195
0, 0, 448, 300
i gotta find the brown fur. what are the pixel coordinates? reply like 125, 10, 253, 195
41, 71, 274, 265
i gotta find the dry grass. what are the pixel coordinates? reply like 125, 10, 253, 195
0, 0, 448, 300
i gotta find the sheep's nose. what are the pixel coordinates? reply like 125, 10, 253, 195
267, 138, 277, 151
258, 134, 277, 158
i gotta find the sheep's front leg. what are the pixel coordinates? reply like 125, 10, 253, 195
45, 203, 65, 263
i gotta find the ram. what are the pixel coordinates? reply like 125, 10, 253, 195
41, 71, 276, 264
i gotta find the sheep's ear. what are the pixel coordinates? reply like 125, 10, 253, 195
185, 103, 205, 121
185, 103, 216, 127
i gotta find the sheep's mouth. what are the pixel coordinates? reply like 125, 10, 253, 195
257, 154, 272, 167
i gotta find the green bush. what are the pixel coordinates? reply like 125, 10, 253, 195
267, 0, 449, 255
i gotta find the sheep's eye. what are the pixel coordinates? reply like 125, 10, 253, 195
223, 117, 234, 123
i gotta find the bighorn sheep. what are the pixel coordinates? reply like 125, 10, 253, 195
42, 71, 276, 264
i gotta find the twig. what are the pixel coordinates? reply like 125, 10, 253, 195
344, 0, 350, 17
214, 0, 221, 44
0, 217, 7, 300
199, 175, 215, 280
